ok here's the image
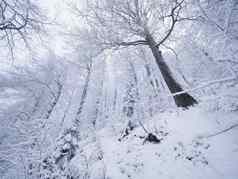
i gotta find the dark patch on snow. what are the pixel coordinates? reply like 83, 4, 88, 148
143, 133, 161, 144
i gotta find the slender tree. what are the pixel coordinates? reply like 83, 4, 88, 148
74, 0, 198, 108
74, 60, 92, 126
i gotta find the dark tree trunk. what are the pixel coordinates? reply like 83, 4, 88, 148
45, 81, 63, 119
145, 33, 198, 108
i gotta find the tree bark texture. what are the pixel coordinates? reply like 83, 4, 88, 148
145, 33, 198, 108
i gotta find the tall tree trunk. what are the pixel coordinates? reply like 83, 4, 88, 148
44, 81, 63, 119
75, 64, 92, 125
41, 67, 93, 178
145, 33, 198, 108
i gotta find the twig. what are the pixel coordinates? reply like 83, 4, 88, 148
138, 120, 149, 134
199, 123, 238, 139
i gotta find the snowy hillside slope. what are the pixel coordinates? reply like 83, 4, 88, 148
68, 107, 238, 179
1, 0, 238, 178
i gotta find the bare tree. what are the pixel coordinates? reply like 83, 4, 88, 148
0, 0, 44, 59
73, 0, 198, 108
74, 59, 93, 127
196, 0, 238, 39
0, 55, 69, 178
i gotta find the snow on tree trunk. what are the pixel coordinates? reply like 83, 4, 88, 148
44, 81, 63, 120
74, 64, 92, 127
145, 33, 198, 108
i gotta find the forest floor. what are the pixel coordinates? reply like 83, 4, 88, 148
72, 106, 238, 179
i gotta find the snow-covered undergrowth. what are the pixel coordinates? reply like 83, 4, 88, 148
68, 106, 238, 179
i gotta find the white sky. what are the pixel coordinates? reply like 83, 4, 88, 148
39, 0, 84, 56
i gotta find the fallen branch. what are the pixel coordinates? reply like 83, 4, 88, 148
169, 76, 236, 97
198, 123, 238, 139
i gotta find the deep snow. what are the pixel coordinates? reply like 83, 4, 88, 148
69, 107, 238, 179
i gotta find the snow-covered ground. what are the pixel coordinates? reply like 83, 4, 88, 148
70, 106, 238, 179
